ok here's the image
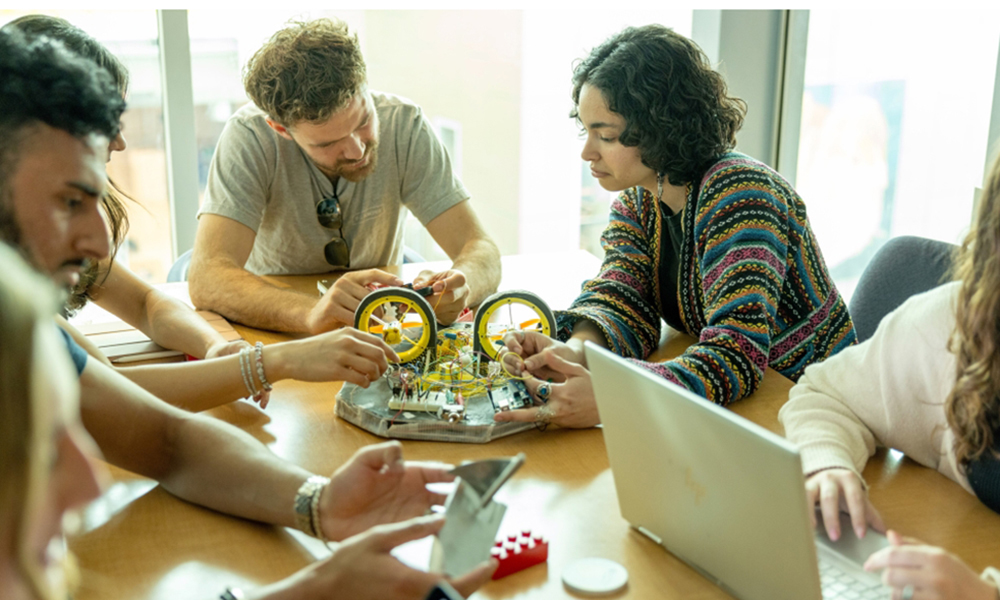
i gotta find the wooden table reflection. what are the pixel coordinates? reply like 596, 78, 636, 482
69, 251, 1000, 600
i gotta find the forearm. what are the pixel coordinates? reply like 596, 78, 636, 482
80, 358, 310, 529
162, 411, 310, 529
779, 357, 883, 475
557, 294, 658, 360
451, 237, 501, 307
118, 343, 297, 412
189, 259, 318, 333
144, 291, 230, 358
118, 354, 250, 411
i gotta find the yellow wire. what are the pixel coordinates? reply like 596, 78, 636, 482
498, 348, 530, 380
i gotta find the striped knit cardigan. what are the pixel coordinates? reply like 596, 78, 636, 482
558, 152, 857, 405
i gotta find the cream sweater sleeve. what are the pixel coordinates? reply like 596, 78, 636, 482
779, 283, 960, 479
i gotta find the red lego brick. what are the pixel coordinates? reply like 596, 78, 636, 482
490, 529, 548, 580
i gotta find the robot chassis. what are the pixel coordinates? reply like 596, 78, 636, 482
335, 287, 557, 443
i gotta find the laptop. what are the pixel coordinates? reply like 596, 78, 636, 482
585, 342, 890, 600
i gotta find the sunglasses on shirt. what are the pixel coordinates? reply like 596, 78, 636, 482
316, 190, 350, 268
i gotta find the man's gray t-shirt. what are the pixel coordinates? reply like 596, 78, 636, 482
198, 91, 469, 275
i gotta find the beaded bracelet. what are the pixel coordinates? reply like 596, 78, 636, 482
253, 342, 272, 407
253, 341, 273, 393
238, 346, 257, 400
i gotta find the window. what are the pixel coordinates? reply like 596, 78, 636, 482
188, 10, 694, 262
794, 9, 1000, 299
517, 10, 693, 259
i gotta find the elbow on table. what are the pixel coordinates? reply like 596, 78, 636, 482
187, 258, 228, 311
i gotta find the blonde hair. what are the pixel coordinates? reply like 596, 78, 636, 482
0, 242, 61, 599
243, 18, 367, 126
947, 149, 1000, 466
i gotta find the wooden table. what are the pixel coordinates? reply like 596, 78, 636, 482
68, 251, 1000, 600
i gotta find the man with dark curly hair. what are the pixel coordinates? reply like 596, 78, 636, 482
497, 25, 857, 429
189, 18, 501, 335
0, 26, 123, 290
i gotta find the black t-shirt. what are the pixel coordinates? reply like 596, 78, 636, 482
58, 326, 88, 377
657, 202, 686, 331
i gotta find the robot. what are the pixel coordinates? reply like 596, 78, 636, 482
335, 287, 556, 443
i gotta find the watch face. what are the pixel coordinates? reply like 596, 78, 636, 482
425, 582, 463, 600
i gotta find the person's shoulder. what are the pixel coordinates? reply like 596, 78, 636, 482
219, 104, 276, 144
228, 103, 271, 131
216, 103, 284, 161
893, 280, 960, 323
697, 152, 798, 215
372, 90, 423, 119
701, 152, 788, 188
879, 281, 959, 346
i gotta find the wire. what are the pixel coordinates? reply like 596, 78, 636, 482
433, 279, 447, 312
497, 347, 530, 380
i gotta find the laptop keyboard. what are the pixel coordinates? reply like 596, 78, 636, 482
819, 558, 889, 600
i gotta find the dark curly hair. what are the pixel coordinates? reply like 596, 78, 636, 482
0, 26, 124, 243
5, 14, 129, 98
570, 25, 747, 186
3, 15, 135, 312
244, 18, 367, 126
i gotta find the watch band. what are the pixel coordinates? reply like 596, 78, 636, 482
294, 475, 330, 540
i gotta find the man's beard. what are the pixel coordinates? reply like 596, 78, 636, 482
0, 192, 34, 273
319, 138, 379, 183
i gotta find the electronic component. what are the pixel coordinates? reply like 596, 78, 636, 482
404, 282, 435, 297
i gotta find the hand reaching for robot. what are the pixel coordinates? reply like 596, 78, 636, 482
499, 331, 585, 383
493, 351, 601, 429
307, 269, 405, 334
413, 269, 470, 325
269, 328, 400, 388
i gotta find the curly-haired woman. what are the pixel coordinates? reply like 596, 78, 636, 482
497, 24, 855, 429
777, 148, 1000, 600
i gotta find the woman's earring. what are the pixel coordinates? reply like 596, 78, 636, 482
656, 172, 665, 203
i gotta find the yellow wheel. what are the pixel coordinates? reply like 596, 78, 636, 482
355, 288, 437, 364
473, 290, 556, 361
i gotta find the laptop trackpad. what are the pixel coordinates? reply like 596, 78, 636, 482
814, 510, 889, 563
